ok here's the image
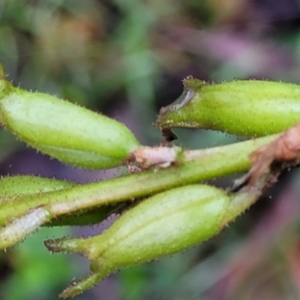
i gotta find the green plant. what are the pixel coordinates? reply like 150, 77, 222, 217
0, 65, 299, 298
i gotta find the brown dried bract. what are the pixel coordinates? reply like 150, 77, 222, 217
248, 123, 300, 187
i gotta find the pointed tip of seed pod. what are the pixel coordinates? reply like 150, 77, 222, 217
59, 267, 113, 298
182, 75, 206, 90
59, 273, 100, 299
44, 238, 64, 253
46, 237, 114, 298
45, 237, 82, 253
155, 77, 207, 137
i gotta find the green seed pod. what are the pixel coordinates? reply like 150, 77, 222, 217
0, 82, 140, 169
156, 78, 300, 137
0, 176, 117, 229
0, 175, 76, 200
46, 184, 233, 298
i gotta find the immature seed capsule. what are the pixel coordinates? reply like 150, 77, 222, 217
45, 184, 232, 298
0, 175, 76, 200
0, 80, 140, 169
0, 175, 116, 229
156, 77, 300, 137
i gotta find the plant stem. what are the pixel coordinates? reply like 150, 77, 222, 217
0, 134, 278, 224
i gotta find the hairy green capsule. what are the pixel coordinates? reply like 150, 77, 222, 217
45, 184, 249, 298
156, 78, 300, 137
0, 175, 76, 200
0, 176, 120, 248
0, 81, 140, 169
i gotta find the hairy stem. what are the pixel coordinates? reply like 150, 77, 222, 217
0, 134, 277, 225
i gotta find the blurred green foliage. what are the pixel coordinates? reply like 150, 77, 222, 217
1, 0, 300, 300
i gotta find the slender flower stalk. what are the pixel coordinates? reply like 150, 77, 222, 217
0, 134, 276, 250
0, 134, 276, 224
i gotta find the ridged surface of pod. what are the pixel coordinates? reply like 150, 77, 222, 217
0, 175, 76, 200
156, 78, 300, 137
0, 84, 141, 169
46, 184, 230, 298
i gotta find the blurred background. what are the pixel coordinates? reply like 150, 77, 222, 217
1, 0, 300, 299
